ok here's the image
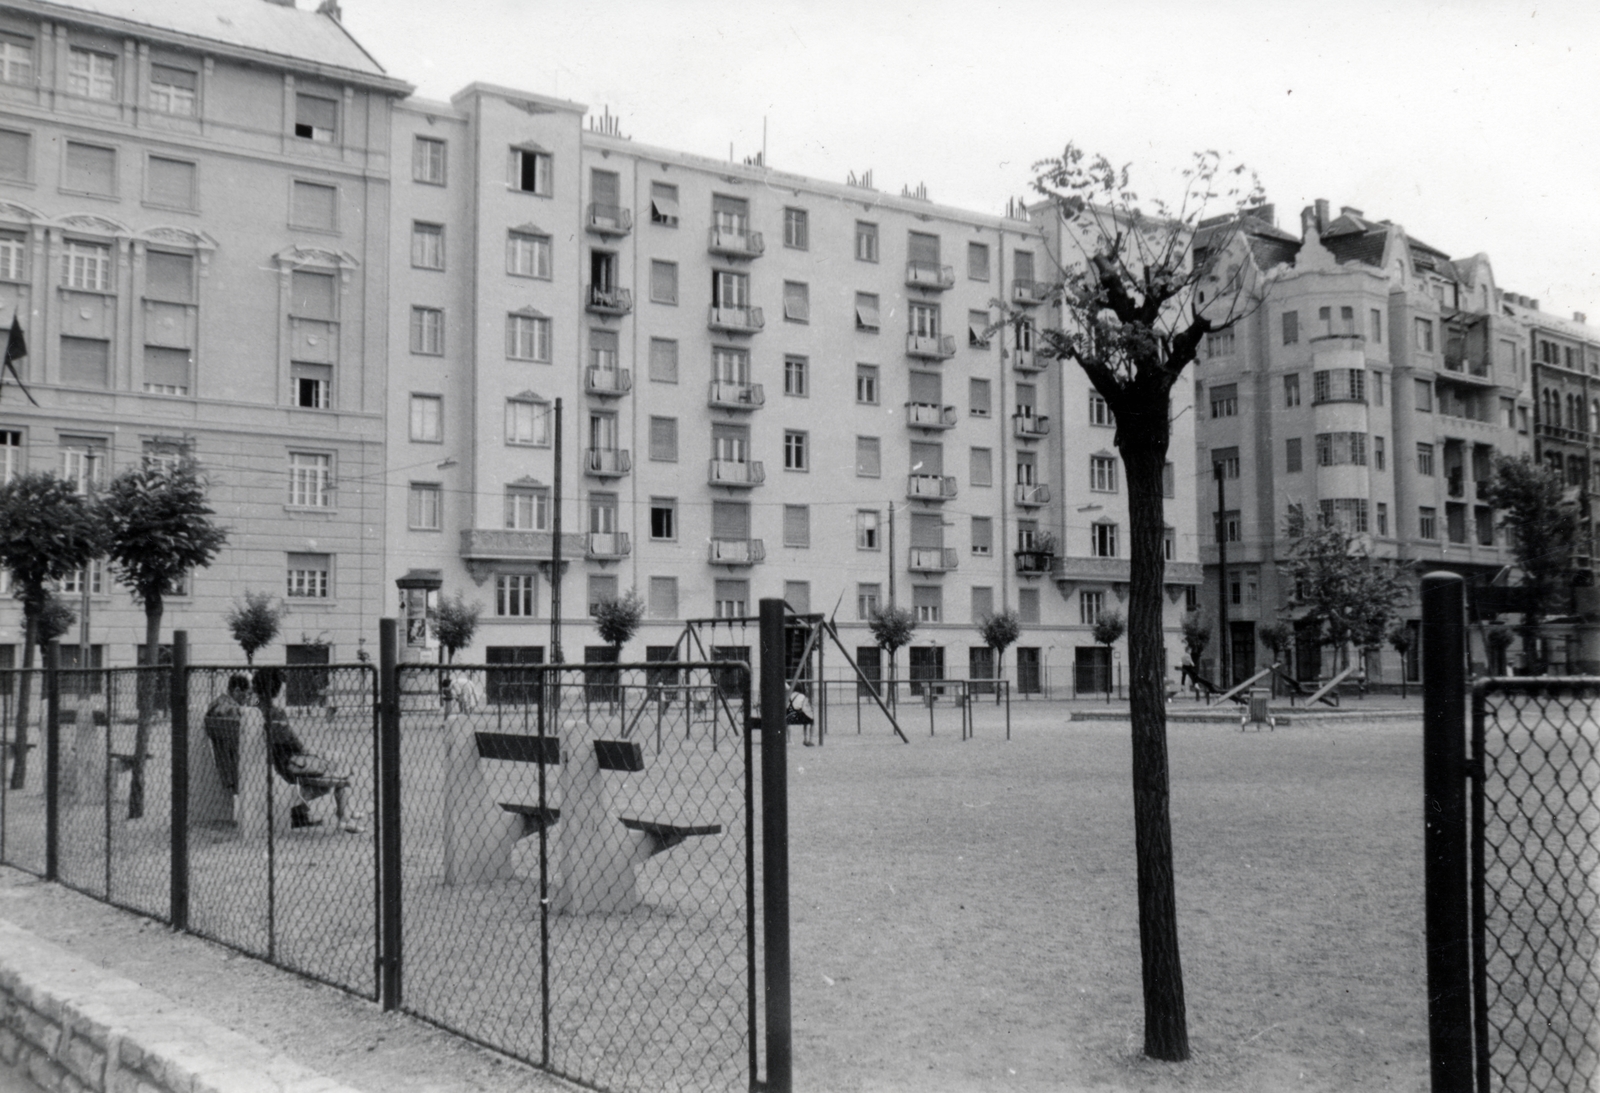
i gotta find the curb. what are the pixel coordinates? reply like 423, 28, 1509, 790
0, 919, 369, 1093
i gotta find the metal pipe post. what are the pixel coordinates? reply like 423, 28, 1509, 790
43, 641, 58, 881
378, 618, 403, 1011
169, 631, 189, 930
757, 598, 793, 1093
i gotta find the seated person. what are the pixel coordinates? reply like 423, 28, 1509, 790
251, 668, 362, 832
203, 674, 250, 795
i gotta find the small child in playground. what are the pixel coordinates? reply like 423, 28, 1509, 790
786, 684, 815, 746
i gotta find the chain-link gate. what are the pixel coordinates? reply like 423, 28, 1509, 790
394, 660, 754, 1093
1473, 678, 1600, 1093
0, 667, 46, 878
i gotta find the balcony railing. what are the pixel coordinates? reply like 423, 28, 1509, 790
1014, 549, 1055, 575
904, 402, 957, 430
708, 226, 764, 258
586, 203, 633, 237
1012, 348, 1044, 372
457, 528, 586, 584
1014, 483, 1051, 507
584, 448, 632, 477
1051, 555, 1131, 583
907, 547, 958, 573
906, 474, 957, 501
586, 285, 633, 316
905, 332, 956, 360
708, 459, 765, 488
1442, 350, 1491, 379
708, 305, 764, 334
905, 261, 955, 290
584, 366, 633, 397
1011, 279, 1050, 307
1012, 413, 1050, 440
585, 531, 631, 560
707, 380, 765, 410
708, 538, 765, 566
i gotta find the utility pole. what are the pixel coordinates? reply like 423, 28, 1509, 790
886, 502, 896, 610
550, 398, 564, 665
1215, 462, 1230, 687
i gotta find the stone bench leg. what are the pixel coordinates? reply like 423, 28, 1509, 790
442, 716, 522, 885
236, 709, 291, 839
553, 740, 648, 915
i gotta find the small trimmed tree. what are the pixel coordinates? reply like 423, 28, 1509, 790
1258, 619, 1297, 696
1281, 516, 1409, 680
593, 589, 645, 654
36, 595, 77, 644
1180, 610, 1210, 681
868, 606, 917, 714
225, 590, 287, 665
1092, 610, 1126, 702
1386, 620, 1414, 699
434, 592, 483, 663
976, 609, 1021, 699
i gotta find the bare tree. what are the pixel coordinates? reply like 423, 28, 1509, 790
1028, 145, 1266, 1060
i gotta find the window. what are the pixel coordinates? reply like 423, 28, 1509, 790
712, 193, 748, 235
714, 579, 749, 619
967, 241, 990, 281
784, 505, 810, 548
650, 498, 676, 541
712, 346, 749, 384
649, 259, 678, 304
784, 355, 808, 397
712, 269, 749, 309
1204, 329, 1235, 357
1212, 446, 1240, 479
1414, 317, 1435, 352
1163, 462, 1176, 498
507, 232, 551, 278
142, 347, 189, 394
1218, 511, 1241, 543
0, 32, 33, 86
1317, 306, 1332, 336
1312, 369, 1366, 404
855, 221, 878, 262
784, 430, 808, 471
1092, 523, 1118, 558
1285, 437, 1302, 473
510, 147, 553, 195
503, 487, 549, 531
409, 395, 441, 442
408, 484, 441, 530
857, 583, 881, 620
1209, 383, 1238, 418
856, 510, 880, 550
913, 586, 942, 624
1415, 443, 1434, 476
286, 553, 330, 599
648, 416, 677, 462
970, 516, 993, 556
648, 577, 678, 619
961, 309, 989, 349
1414, 378, 1433, 412
1373, 371, 1385, 406
1376, 502, 1389, 536
649, 181, 679, 225
290, 180, 337, 231
909, 302, 940, 338
970, 587, 995, 623
60, 561, 104, 597
290, 362, 330, 407
67, 48, 115, 101
288, 452, 332, 507
970, 447, 993, 487
412, 137, 446, 184
0, 129, 29, 183
495, 574, 537, 617
1080, 591, 1104, 626
64, 142, 114, 196
292, 92, 336, 142
857, 364, 883, 403
1088, 454, 1118, 492
1283, 373, 1301, 407
62, 241, 112, 291
782, 280, 809, 323
856, 436, 880, 478
1373, 436, 1386, 471
1089, 394, 1114, 426
505, 398, 549, 446
586, 575, 619, 617
59, 337, 108, 387
649, 338, 678, 383
507, 313, 551, 361
1370, 308, 1383, 343
1282, 310, 1299, 345
410, 307, 444, 355
855, 292, 880, 331
1419, 507, 1437, 540
1018, 589, 1040, 625
285, 272, 334, 322
0, 431, 21, 485
783, 207, 808, 250
146, 156, 196, 209
411, 223, 444, 270
1314, 432, 1369, 467
1164, 526, 1177, 562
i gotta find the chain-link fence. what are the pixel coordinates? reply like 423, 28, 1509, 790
0, 668, 45, 877
1474, 678, 1600, 1093
397, 661, 753, 1093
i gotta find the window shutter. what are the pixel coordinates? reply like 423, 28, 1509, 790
908, 232, 939, 264
143, 347, 190, 388
648, 416, 677, 462
651, 261, 677, 303
65, 143, 114, 194
969, 379, 991, 416
145, 252, 193, 302
1013, 251, 1034, 282
856, 436, 880, 477
971, 517, 993, 553
969, 448, 992, 487
971, 586, 993, 621
712, 500, 749, 539
0, 130, 26, 181
147, 157, 194, 207
648, 577, 678, 619
60, 337, 109, 386
908, 371, 941, 404
909, 441, 943, 476
910, 513, 943, 549
291, 271, 336, 319
291, 181, 336, 230
648, 338, 678, 383
783, 505, 809, 547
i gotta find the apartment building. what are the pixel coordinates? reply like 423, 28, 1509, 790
0, 0, 410, 669
386, 83, 1203, 693
1191, 200, 1532, 684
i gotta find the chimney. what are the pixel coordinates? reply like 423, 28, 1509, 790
1340, 206, 1364, 219
1246, 202, 1275, 227
1575, 311, 1587, 324
1314, 198, 1330, 231
1531, 299, 1540, 311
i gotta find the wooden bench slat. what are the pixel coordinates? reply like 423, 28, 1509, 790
619, 817, 722, 839
594, 739, 644, 772
475, 732, 560, 764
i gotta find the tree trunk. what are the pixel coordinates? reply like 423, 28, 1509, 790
8, 610, 38, 790
1122, 434, 1190, 1061
129, 601, 162, 819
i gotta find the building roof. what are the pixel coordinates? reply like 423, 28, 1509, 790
26, 0, 396, 83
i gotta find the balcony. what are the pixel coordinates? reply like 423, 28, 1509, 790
904, 402, 957, 430
1536, 421, 1587, 444
707, 381, 765, 410
1014, 549, 1055, 575
584, 366, 633, 398
907, 547, 958, 573
905, 261, 955, 291
906, 474, 957, 501
586, 203, 633, 237
1014, 483, 1051, 507
584, 448, 632, 478
906, 332, 956, 360
708, 459, 765, 488
1051, 556, 1131, 583
586, 285, 633, 316
457, 528, 586, 584
586, 531, 631, 560
708, 538, 765, 566
1012, 348, 1045, 373
708, 226, 764, 259
1012, 413, 1051, 440
1011, 279, 1050, 307
708, 305, 765, 334
1442, 347, 1491, 380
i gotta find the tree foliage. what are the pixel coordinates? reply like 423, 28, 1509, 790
1281, 511, 1410, 666
36, 596, 76, 644
1180, 610, 1210, 667
977, 609, 1022, 655
868, 606, 917, 654
1484, 454, 1581, 671
434, 591, 482, 662
1258, 619, 1297, 663
592, 589, 645, 651
1092, 610, 1126, 648
225, 590, 286, 665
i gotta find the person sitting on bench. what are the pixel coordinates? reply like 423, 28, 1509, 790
203, 674, 250, 796
252, 668, 362, 833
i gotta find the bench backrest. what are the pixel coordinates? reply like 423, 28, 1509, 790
594, 739, 644, 772
475, 732, 560, 765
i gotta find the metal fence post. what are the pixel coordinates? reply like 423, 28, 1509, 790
378, 618, 402, 1011
758, 598, 792, 1093
43, 642, 58, 882
169, 631, 189, 931
1421, 571, 1473, 1092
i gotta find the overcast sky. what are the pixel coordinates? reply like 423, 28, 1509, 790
342, 0, 1600, 320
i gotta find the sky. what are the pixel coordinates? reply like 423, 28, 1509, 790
341, 0, 1600, 320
